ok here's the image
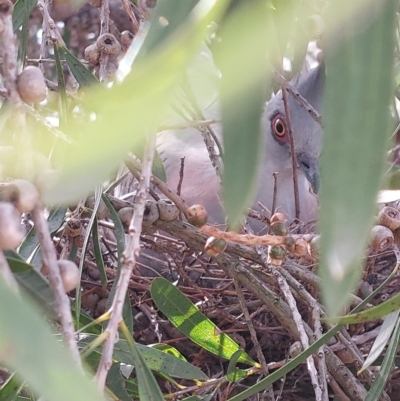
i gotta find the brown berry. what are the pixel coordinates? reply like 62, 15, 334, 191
0, 202, 24, 250
204, 236, 227, 257
270, 221, 288, 236
294, 238, 308, 257
270, 212, 285, 224
17, 66, 47, 104
96, 34, 121, 59
1, 179, 39, 213
84, 44, 100, 66
73, 235, 85, 248
58, 260, 80, 292
188, 204, 208, 228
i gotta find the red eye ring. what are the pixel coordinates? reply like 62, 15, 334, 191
272, 114, 287, 140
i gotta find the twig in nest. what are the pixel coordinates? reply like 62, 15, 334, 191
95, 133, 156, 390
177, 157, 185, 196
274, 269, 323, 401
281, 86, 300, 222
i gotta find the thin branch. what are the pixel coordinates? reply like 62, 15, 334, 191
31, 206, 82, 367
95, 133, 156, 390
274, 269, 323, 401
282, 86, 300, 221
273, 71, 322, 126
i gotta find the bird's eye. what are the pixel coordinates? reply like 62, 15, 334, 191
271, 114, 288, 143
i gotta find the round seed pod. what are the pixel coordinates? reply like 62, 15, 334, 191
294, 238, 308, 257
85, 196, 109, 220
270, 212, 285, 224
268, 245, 286, 266
204, 236, 227, 257
308, 235, 320, 259
65, 218, 82, 238
88, 0, 101, 7
0, 0, 13, 17
58, 260, 80, 292
270, 221, 288, 236
96, 34, 121, 59
94, 298, 107, 318
2, 179, 40, 213
73, 235, 85, 248
0, 202, 24, 250
120, 30, 134, 48
285, 236, 295, 253
118, 207, 134, 233
106, 60, 118, 78
142, 199, 159, 224
378, 206, 400, 231
369, 225, 394, 252
82, 293, 99, 312
17, 66, 47, 104
84, 44, 100, 66
289, 341, 303, 358
157, 199, 179, 222
188, 204, 208, 228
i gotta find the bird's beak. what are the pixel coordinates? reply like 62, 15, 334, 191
297, 152, 320, 194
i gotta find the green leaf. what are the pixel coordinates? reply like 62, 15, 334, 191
92, 217, 107, 287
365, 314, 400, 400
119, 323, 165, 401
323, 293, 400, 325
106, 363, 131, 401
101, 195, 133, 334
19, 207, 66, 262
7, 257, 57, 320
0, 373, 24, 401
0, 278, 105, 401
216, 1, 271, 230
12, 0, 37, 32
58, 45, 99, 88
54, 43, 68, 125
319, 1, 397, 316
79, 334, 208, 381
226, 350, 249, 382
358, 311, 399, 374
151, 277, 257, 366
42, 0, 229, 206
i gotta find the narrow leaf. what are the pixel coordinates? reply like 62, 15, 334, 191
358, 311, 399, 374
151, 277, 256, 366
319, 1, 396, 315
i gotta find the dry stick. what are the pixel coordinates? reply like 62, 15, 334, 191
177, 157, 185, 196
31, 206, 82, 367
281, 86, 300, 221
158, 119, 220, 132
125, 157, 190, 218
143, 219, 368, 399
119, 0, 140, 33
271, 172, 278, 217
0, 0, 22, 107
95, 133, 156, 390
98, 0, 110, 82
273, 71, 322, 126
274, 270, 323, 401
278, 268, 328, 400
235, 280, 275, 401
